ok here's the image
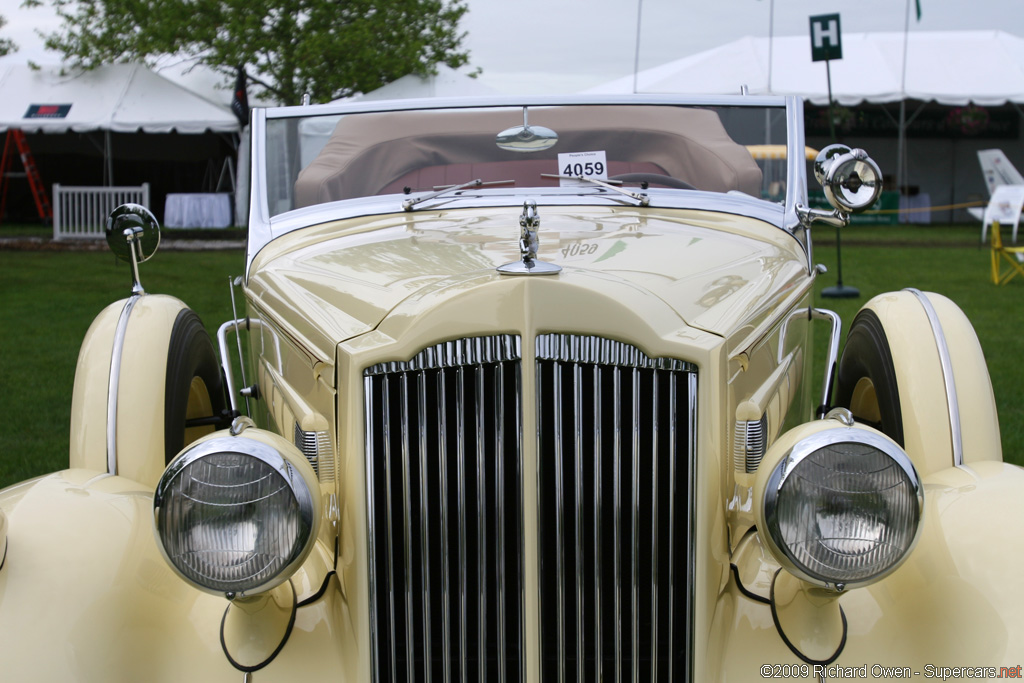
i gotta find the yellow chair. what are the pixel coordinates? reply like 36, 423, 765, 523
990, 220, 1024, 285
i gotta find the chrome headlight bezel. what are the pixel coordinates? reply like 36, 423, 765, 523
153, 431, 320, 598
758, 426, 923, 591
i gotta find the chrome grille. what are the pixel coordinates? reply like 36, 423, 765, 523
365, 333, 696, 682
536, 334, 696, 683
365, 335, 524, 683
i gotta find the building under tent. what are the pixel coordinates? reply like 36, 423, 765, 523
588, 30, 1024, 223
0, 61, 240, 228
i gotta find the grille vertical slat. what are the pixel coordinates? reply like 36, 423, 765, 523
593, 368, 603, 680
631, 366, 640, 683
668, 373, 676, 683
366, 378, 383, 683
438, 370, 452, 683
552, 364, 566, 682
383, 380, 399, 680
417, 371, 433, 683
573, 362, 584, 683
366, 336, 523, 683
475, 361, 487, 683
456, 365, 468, 683
613, 366, 623, 683
536, 334, 696, 683
400, 374, 415, 681
650, 371, 659, 683
496, 362, 508, 683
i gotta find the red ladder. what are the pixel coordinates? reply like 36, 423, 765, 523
0, 130, 53, 224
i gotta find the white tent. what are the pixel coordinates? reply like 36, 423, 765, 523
0, 61, 239, 133
348, 65, 498, 101
587, 30, 1024, 107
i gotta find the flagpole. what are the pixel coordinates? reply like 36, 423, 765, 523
897, 0, 912, 193
767, 0, 775, 93
632, 0, 644, 93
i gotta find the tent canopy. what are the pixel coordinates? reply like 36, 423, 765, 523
346, 65, 498, 102
588, 30, 1024, 107
0, 61, 239, 134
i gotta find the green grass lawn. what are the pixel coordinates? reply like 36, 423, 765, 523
0, 248, 244, 487
0, 221, 1021, 489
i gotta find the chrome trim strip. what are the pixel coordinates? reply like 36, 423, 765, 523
667, 373, 678, 683
905, 288, 964, 467
686, 373, 698, 680
650, 372, 659, 683
553, 362, 567, 681
613, 366, 623, 683
456, 365, 468, 683
593, 368, 603, 679
263, 92, 789, 119
382, 379, 398, 679
106, 294, 140, 475
400, 375, 415, 680
631, 367, 640, 683
497, 363, 507, 683
438, 370, 452, 683
515, 363, 526, 683
475, 362, 488, 683
364, 377, 383, 683
573, 362, 584, 683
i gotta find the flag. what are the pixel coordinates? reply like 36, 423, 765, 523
231, 66, 249, 127
915, 0, 922, 21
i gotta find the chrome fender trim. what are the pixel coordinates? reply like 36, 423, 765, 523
904, 288, 963, 466
106, 294, 141, 475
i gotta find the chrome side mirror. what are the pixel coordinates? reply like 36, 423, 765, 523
814, 144, 883, 214
106, 203, 160, 295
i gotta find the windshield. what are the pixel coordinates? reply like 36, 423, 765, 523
260, 102, 791, 218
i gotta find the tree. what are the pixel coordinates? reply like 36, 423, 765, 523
33, 0, 471, 105
0, 16, 17, 56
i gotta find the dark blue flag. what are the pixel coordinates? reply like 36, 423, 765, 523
231, 66, 249, 127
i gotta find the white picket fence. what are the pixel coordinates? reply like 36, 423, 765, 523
52, 183, 150, 240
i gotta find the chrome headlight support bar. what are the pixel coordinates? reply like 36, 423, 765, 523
811, 308, 842, 419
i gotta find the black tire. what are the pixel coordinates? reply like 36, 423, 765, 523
164, 308, 226, 464
834, 309, 905, 447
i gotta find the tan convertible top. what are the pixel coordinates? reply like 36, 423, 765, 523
294, 105, 762, 207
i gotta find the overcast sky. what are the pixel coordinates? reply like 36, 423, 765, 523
3, 0, 1024, 94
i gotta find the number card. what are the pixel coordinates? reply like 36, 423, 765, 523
557, 150, 608, 187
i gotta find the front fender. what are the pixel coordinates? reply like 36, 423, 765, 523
715, 461, 1024, 677
0, 471, 348, 682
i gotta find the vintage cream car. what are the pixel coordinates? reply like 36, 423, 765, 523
1, 95, 1022, 682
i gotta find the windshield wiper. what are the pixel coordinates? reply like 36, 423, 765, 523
402, 178, 514, 212
540, 174, 650, 207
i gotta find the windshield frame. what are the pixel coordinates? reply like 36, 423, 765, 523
246, 94, 809, 274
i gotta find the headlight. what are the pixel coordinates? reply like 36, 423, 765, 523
758, 427, 922, 590
154, 430, 319, 597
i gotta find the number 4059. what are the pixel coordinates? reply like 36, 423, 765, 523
563, 161, 605, 177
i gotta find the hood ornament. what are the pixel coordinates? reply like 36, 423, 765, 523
497, 201, 562, 276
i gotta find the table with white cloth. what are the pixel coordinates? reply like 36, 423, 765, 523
164, 193, 232, 228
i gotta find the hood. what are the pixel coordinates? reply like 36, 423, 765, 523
246, 205, 809, 361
